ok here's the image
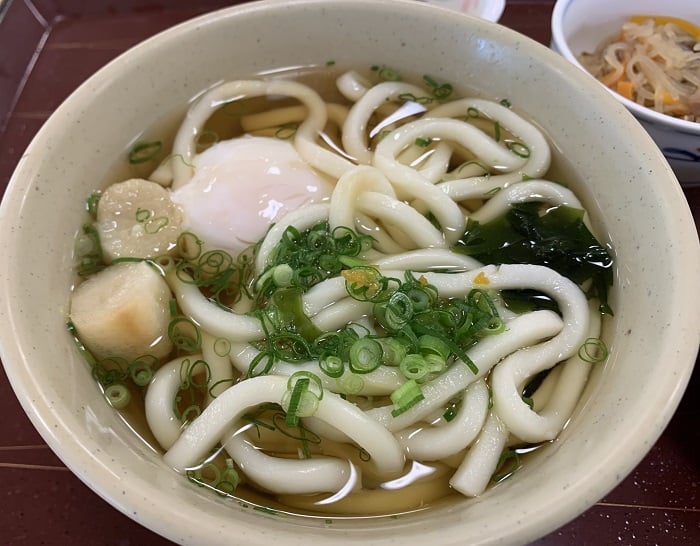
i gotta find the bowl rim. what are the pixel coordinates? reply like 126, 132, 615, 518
550, 0, 700, 136
1, 0, 699, 545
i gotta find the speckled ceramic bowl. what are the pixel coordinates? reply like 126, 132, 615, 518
551, 0, 700, 185
1, 1, 698, 545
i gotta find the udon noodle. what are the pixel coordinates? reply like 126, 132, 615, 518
68, 66, 613, 516
578, 16, 700, 121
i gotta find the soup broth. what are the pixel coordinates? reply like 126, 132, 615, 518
68, 63, 613, 519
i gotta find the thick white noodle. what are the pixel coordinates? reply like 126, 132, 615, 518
163, 375, 405, 477
229, 342, 403, 396
449, 411, 510, 497
239, 103, 349, 134
164, 269, 264, 341
468, 180, 582, 224
328, 165, 443, 249
373, 117, 526, 244
171, 80, 354, 190
310, 297, 374, 332
336, 70, 372, 102
372, 249, 483, 271
491, 300, 602, 442
355, 212, 409, 254
342, 81, 434, 164
357, 191, 445, 248
201, 332, 235, 403
223, 428, 354, 494
430, 98, 552, 199
145, 354, 204, 450
395, 380, 490, 460
301, 276, 348, 316
366, 309, 565, 431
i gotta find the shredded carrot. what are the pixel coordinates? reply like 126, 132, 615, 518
616, 79, 635, 100
661, 91, 679, 105
629, 15, 700, 40
473, 271, 490, 286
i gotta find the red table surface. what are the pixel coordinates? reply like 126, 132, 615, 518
0, 1, 698, 545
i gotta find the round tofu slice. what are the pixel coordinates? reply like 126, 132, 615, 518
70, 261, 174, 361
97, 178, 183, 262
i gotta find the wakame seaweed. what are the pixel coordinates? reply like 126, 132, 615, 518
453, 203, 613, 314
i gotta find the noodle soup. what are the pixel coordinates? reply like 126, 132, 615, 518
67, 64, 613, 518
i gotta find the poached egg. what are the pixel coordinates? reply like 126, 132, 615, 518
170, 135, 334, 256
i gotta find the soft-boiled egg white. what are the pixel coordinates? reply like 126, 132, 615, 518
170, 135, 335, 256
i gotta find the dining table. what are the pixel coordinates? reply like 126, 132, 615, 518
0, 0, 698, 544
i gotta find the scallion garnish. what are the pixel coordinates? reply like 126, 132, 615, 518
390, 379, 424, 417
348, 338, 383, 374
505, 140, 531, 158
104, 383, 131, 409
283, 371, 323, 427
168, 317, 202, 352
128, 140, 162, 164
577, 337, 609, 363
492, 449, 521, 482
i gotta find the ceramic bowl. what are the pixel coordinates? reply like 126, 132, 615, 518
551, 0, 700, 185
1, 1, 699, 545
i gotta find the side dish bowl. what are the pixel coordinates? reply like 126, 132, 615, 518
1, 0, 698, 545
551, 0, 700, 186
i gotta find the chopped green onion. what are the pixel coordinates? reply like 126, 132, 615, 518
104, 384, 131, 409
66, 321, 98, 368
275, 123, 299, 140
128, 357, 155, 386
467, 107, 480, 118
443, 407, 457, 421
177, 231, 203, 261
144, 216, 169, 234
319, 354, 344, 378
282, 373, 324, 427
375, 291, 414, 331
216, 459, 240, 494
338, 373, 364, 394
506, 140, 531, 158
492, 449, 521, 482
415, 137, 432, 147
379, 337, 408, 367
75, 223, 105, 276
168, 317, 202, 352
418, 334, 451, 361
213, 337, 231, 357
128, 140, 162, 164
378, 66, 401, 81
85, 192, 101, 218
390, 379, 424, 417
195, 130, 220, 152
578, 337, 609, 363
135, 208, 151, 223
349, 338, 383, 374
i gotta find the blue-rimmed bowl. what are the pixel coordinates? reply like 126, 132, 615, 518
551, 0, 700, 186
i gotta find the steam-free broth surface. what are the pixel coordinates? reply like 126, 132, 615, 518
68, 63, 612, 518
